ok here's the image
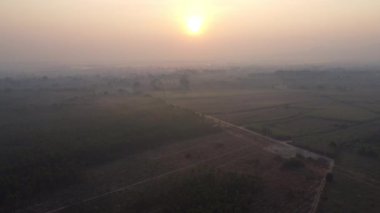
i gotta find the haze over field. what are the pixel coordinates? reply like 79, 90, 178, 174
2, 1, 380, 213
1, 0, 380, 66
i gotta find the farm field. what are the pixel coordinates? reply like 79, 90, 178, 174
0, 80, 331, 213
0, 87, 219, 212
1, 70, 379, 213
55, 116, 331, 213
2, 0, 380, 212
161, 70, 380, 213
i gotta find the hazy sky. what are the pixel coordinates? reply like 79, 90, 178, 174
1, 0, 380, 66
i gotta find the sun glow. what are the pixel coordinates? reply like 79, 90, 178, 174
186, 15, 204, 35
172, 0, 217, 36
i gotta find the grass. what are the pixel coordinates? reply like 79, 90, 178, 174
293, 120, 380, 155
246, 123, 293, 140
216, 106, 308, 125
309, 104, 379, 122
319, 169, 380, 213
243, 115, 348, 141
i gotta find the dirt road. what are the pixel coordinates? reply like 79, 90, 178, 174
188, 109, 335, 213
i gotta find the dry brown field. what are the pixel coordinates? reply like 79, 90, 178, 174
32, 116, 332, 213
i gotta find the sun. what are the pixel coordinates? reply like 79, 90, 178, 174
186, 15, 204, 35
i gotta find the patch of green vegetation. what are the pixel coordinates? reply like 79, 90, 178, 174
269, 118, 351, 137
294, 120, 380, 157
245, 115, 354, 142
220, 106, 308, 125
246, 123, 292, 141
319, 170, 380, 213
309, 104, 378, 122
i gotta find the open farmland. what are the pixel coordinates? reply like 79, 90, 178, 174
161, 70, 380, 213
0, 83, 219, 212
51, 113, 332, 213
1, 70, 379, 213
2, 0, 380, 212
0, 75, 332, 213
